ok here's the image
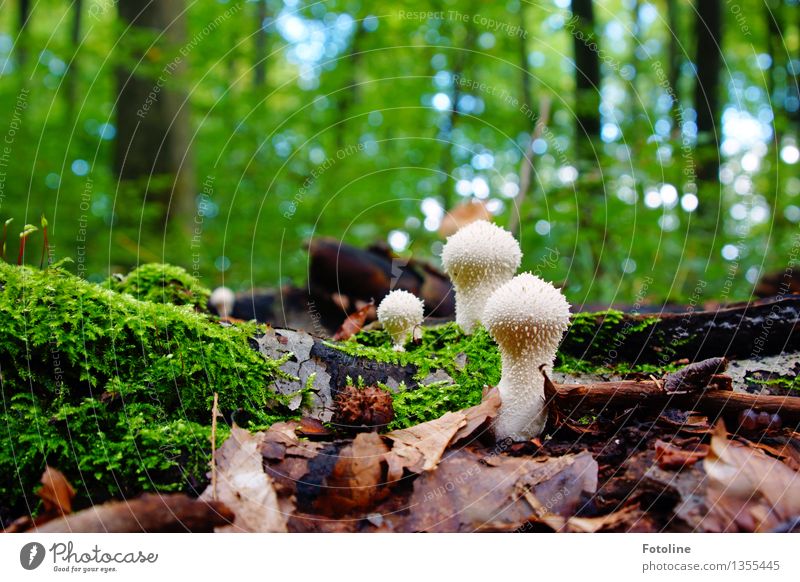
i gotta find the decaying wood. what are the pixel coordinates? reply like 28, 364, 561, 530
563, 296, 800, 362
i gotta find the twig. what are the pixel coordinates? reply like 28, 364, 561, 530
211, 392, 219, 501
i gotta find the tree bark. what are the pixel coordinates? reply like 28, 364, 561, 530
571, 0, 601, 156
17, 0, 31, 67
666, 0, 682, 135
254, 0, 268, 87
693, 0, 722, 222
66, 0, 83, 120
114, 0, 195, 235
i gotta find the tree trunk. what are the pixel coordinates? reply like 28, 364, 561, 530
254, 0, 268, 87
666, 0, 682, 135
66, 0, 83, 120
571, 0, 601, 156
693, 0, 722, 222
114, 0, 195, 235
17, 0, 31, 67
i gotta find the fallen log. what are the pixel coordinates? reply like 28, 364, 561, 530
561, 296, 800, 363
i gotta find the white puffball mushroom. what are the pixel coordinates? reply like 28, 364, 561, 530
209, 286, 235, 319
483, 272, 571, 441
377, 290, 425, 351
441, 220, 522, 335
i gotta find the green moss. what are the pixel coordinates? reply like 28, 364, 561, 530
105, 263, 210, 310
338, 323, 500, 429
0, 262, 288, 517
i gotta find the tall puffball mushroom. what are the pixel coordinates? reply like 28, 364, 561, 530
377, 289, 425, 351
440, 220, 522, 334
483, 272, 571, 441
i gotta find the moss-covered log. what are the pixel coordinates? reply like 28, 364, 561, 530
0, 262, 285, 522
561, 298, 800, 364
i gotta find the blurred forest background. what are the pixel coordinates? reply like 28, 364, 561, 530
0, 0, 798, 307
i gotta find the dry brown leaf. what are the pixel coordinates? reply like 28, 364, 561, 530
313, 432, 390, 517
539, 505, 644, 533
702, 422, 800, 532
438, 200, 492, 238
332, 301, 374, 340
37, 467, 76, 518
385, 411, 467, 481
404, 449, 598, 532
655, 439, 709, 470
35, 494, 232, 533
200, 426, 288, 532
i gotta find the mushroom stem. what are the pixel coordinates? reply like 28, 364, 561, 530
494, 351, 550, 441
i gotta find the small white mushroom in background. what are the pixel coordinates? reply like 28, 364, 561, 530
377, 290, 425, 351
483, 272, 571, 441
209, 286, 236, 319
441, 220, 522, 335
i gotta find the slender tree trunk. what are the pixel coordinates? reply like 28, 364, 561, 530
114, 0, 195, 236
693, 0, 722, 222
66, 0, 83, 120
17, 0, 31, 67
666, 0, 682, 135
570, 0, 601, 157
254, 0, 268, 87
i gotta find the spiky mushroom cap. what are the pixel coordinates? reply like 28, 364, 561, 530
440, 220, 522, 334
483, 272, 571, 358
377, 289, 425, 351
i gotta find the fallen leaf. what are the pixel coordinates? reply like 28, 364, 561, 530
200, 425, 288, 532
34, 494, 232, 533
37, 467, 76, 518
701, 422, 800, 532
403, 449, 598, 532
332, 301, 374, 340
655, 439, 709, 470
312, 432, 390, 518
539, 505, 644, 533
385, 411, 467, 481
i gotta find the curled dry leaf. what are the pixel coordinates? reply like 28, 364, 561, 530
655, 439, 709, 470
312, 432, 391, 518
538, 505, 644, 533
702, 422, 800, 532
200, 426, 287, 532
332, 301, 374, 341
37, 466, 76, 519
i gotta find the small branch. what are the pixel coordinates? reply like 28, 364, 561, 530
544, 374, 800, 425
211, 392, 219, 501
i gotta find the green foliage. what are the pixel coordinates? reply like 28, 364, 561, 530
0, 262, 286, 517
105, 263, 211, 310
0, 0, 796, 304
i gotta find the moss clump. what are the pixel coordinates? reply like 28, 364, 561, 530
0, 262, 286, 520
338, 323, 501, 429
106, 263, 210, 310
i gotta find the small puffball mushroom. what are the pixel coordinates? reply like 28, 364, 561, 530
483, 272, 571, 441
209, 286, 235, 319
441, 220, 522, 334
377, 290, 425, 351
